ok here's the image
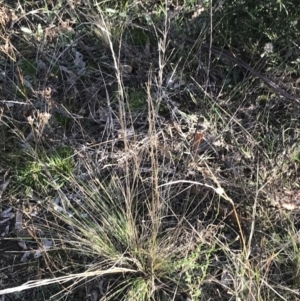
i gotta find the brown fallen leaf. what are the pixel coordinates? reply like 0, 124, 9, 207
192, 131, 204, 153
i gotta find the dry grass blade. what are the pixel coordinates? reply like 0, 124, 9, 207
0, 268, 137, 295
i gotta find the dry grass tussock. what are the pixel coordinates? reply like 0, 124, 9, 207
0, 1, 300, 301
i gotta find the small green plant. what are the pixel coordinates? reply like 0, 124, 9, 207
291, 148, 300, 163
172, 243, 213, 300
127, 88, 146, 109
15, 146, 74, 194
53, 112, 73, 130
